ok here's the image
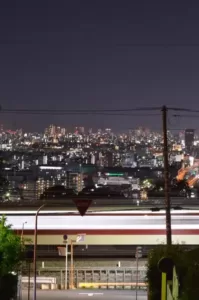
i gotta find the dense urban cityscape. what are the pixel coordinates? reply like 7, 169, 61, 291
0, 124, 197, 203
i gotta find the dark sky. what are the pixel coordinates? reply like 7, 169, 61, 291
0, 1, 199, 131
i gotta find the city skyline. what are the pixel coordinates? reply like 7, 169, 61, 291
0, 122, 198, 135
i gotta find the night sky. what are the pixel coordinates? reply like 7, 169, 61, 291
0, 1, 199, 131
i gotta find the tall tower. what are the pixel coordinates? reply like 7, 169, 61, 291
185, 129, 194, 152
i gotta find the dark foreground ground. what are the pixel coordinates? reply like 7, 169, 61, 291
22, 289, 147, 299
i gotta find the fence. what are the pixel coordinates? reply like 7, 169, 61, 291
22, 266, 147, 289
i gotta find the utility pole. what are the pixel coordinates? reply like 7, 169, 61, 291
162, 105, 172, 246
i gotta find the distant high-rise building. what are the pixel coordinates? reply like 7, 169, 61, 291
66, 171, 84, 192
79, 127, 85, 134
21, 160, 25, 170
105, 128, 111, 133
61, 128, 66, 135
58, 155, 63, 161
56, 127, 61, 135
106, 152, 113, 167
185, 129, 194, 151
49, 124, 56, 137
45, 124, 57, 137
97, 129, 102, 134
43, 155, 48, 165
75, 126, 85, 134
91, 153, 95, 164
23, 181, 38, 200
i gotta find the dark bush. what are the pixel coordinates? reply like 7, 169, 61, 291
146, 245, 187, 300
180, 248, 199, 300
0, 273, 18, 300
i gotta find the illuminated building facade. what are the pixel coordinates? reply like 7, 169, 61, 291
185, 129, 194, 152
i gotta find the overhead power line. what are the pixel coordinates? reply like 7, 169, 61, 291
0, 106, 198, 115
0, 107, 162, 116
169, 107, 199, 113
0, 111, 161, 116
173, 114, 199, 118
0, 107, 161, 113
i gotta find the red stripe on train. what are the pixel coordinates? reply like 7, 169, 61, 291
14, 229, 199, 235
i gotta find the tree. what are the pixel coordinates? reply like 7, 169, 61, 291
0, 216, 23, 276
0, 216, 24, 299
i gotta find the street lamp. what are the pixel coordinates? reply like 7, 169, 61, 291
135, 246, 142, 300
69, 239, 76, 289
21, 221, 27, 241
33, 204, 45, 300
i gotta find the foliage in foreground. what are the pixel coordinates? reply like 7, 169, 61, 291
0, 216, 23, 276
180, 248, 199, 300
146, 244, 199, 300
0, 216, 24, 299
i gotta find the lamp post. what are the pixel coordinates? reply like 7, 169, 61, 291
21, 221, 27, 241
33, 204, 45, 300
135, 246, 142, 300
70, 239, 75, 289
